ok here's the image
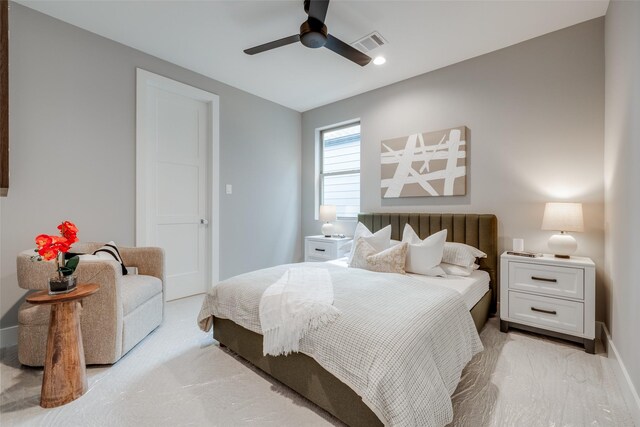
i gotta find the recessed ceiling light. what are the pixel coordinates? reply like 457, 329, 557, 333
373, 56, 386, 65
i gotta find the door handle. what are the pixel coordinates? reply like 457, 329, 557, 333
200, 219, 209, 225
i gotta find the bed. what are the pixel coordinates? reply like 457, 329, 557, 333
199, 213, 498, 426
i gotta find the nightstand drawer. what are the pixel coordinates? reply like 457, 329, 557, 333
305, 240, 335, 260
306, 256, 328, 263
508, 291, 584, 334
508, 262, 584, 299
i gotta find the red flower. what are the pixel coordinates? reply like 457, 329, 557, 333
65, 232, 78, 245
38, 245, 58, 261
35, 234, 52, 249
57, 221, 79, 244
51, 236, 71, 253
34, 221, 79, 262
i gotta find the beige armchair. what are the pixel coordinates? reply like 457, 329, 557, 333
17, 242, 165, 366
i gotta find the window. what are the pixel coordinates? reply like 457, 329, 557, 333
320, 122, 361, 219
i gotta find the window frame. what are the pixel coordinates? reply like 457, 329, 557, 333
318, 121, 361, 221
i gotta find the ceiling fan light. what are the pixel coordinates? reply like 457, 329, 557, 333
373, 56, 386, 65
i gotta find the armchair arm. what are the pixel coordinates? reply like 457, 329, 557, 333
119, 246, 166, 323
17, 251, 57, 290
119, 247, 165, 285
73, 260, 125, 363
17, 251, 123, 290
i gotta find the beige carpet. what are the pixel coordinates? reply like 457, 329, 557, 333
0, 295, 634, 426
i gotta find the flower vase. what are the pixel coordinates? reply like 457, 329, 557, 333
48, 252, 77, 295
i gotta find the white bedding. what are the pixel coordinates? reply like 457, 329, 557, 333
198, 263, 483, 427
328, 257, 490, 310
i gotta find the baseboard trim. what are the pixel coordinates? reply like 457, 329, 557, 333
0, 325, 18, 348
601, 323, 640, 425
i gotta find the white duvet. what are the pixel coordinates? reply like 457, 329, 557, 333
197, 262, 483, 427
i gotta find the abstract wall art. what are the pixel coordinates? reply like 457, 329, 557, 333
380, 126, 467, 198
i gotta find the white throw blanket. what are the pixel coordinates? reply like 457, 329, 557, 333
259, 267, 339, 356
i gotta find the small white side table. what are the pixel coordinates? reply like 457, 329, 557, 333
499, 252, 596, 353
304, 235, 352, 262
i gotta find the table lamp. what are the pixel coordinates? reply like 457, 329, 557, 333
541, 202, 584, 258
319, 205, 336, 237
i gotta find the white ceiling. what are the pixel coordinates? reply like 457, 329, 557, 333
18, 0, 608, 112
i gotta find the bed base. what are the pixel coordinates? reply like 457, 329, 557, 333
213, 289, 492, 427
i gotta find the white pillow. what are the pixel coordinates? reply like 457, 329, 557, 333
440, 262, 480, 277
442, 242, 487, 268
93, 241, 128, 275
348, 223, 392, 263
78, 254, 101, 261
349, 238, 408, 274
342, 237, 401, 255
402, 225, 447, 276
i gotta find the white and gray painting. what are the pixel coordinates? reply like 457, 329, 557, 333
381, 126, 467, 198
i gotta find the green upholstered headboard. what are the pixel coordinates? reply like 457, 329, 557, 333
358, 213, 498, 313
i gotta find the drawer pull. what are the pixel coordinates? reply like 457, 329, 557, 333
531, 276, 557, 283
314, 248, 326, 252
531, 307, 557, 315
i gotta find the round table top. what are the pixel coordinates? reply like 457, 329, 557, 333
26, 283, 100, 305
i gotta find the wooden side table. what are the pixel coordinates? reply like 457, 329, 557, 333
26, 283, 100, 408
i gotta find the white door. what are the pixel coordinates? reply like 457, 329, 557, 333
136, 69, 220, 301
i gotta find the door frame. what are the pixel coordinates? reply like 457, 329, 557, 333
135, 68, 220, 288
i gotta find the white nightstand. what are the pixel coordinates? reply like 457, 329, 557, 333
304, 236, 352, 262
500, 252, 596, 353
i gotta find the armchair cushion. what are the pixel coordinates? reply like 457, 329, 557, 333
121, 275, 162, 315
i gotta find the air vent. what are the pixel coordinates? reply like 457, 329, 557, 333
351, 31, 387, 53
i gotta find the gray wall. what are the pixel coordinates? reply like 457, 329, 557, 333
0, 3, 302, 329
302, 19, 606, 320
604, 0, 640, 401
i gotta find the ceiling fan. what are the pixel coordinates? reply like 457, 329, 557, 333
243, 0, 372, 67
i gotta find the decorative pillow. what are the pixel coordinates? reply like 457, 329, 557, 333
77, 254, 101, 261
348, 223, 392, 263
402, 225, 447, 276
349, 238, 408, 274
442, 242, 487, 268
440, 262, 480, 277
93, 241, 128, 275
342, 238, 401, 255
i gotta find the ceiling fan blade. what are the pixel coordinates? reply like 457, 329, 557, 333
325, 34, 371, 66
244, 34, 300, 55
307, 0, 330, 23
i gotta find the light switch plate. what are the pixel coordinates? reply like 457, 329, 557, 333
225, 184, 232, 195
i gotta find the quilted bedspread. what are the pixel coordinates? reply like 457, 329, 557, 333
197, 262, 483, 427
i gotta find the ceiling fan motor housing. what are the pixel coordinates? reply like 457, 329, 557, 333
300, 19, 328, 49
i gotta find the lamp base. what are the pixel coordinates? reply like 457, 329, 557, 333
321, 222, 334, 238
548, 233, 577, 258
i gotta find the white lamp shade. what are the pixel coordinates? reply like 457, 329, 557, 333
541, 202, 584, 232
319, 205, 337, 222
